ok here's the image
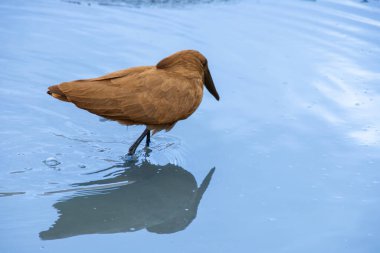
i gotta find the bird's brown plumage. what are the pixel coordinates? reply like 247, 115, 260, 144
47, 50, 219, 132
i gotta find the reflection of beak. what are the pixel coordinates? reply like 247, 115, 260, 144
195, 167, 215, 204
204, 66, 220, 101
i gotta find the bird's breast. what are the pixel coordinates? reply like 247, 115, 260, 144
150, 77, 203, 124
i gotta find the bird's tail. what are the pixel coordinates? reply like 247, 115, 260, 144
47, 85, 69, 102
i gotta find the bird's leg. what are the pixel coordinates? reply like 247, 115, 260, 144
146, 130, 151, 147
128, 128, 150, 156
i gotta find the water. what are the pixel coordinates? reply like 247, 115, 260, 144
1, 0, 380, 252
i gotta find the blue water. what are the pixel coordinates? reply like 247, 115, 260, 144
1, 0, 380, 252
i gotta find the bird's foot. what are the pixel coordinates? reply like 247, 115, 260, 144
143, 146, 152, 157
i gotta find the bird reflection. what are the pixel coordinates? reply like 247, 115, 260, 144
40, 159, 215, 240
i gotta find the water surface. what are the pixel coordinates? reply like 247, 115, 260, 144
1, 0, 380, 252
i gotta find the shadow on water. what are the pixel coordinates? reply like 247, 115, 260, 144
63, 0, 233, 8
39, 159, 215, 240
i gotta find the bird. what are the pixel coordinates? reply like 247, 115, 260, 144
47, 50, 220, 156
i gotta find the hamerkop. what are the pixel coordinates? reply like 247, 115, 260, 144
47, 50, 220, 155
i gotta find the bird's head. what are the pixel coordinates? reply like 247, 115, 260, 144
157, 50, 220, 101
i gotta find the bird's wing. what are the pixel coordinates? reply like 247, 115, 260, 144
49, 67, 203, 125
85, 66, 149, 82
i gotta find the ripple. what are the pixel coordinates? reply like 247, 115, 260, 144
63, 0, 235, 8
43, 157, 61, 167
0, 192, 25, 197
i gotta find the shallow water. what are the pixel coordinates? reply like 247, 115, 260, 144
1, 0, 380, 252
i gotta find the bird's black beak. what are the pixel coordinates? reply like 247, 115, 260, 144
204, 66, 220, 101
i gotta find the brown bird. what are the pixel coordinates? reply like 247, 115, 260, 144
47, 50, 220, 155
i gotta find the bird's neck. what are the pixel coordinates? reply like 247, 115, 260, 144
168, 65, 203, 80
156, 56, 204, 79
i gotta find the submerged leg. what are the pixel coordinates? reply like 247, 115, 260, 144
128, 128, 150, 156
146, 130, 151, 147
